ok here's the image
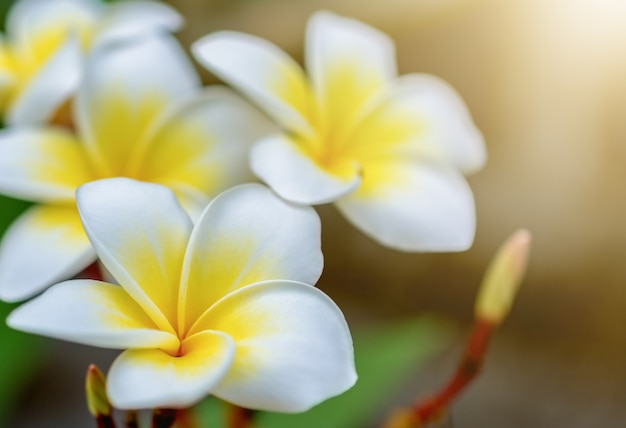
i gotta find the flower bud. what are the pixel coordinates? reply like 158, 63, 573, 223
475, 229, 531, 324
86, 364, 112, 418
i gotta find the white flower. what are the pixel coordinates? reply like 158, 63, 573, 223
0, 0, 183, 125
8, 178, 357, 411
192, 11, 486, 252
0, 34, 272, 302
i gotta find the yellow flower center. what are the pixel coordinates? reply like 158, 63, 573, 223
1, 13, 95, 112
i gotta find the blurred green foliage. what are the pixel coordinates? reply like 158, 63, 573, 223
195, 316, 456, 428
0, 300, 43, 427
0, 0, 40, 422
0, 196, 43, 427
0, 0, 12, 30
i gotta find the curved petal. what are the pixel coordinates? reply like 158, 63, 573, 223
7, 35, 82, 126
93, 1, 183, 50
170, 185, 211, 224
75, 34, 199, 176
0, 38, 16, 100
137, 87, 274, 196
336, 158, 476, 252
179, 184, 322, 334
7, 280, 179, 352
107, 330, 235, 410
306, 11, 396, 139
0, 204, 95, 302
76, 178, 193, 334
6, 0, 100, 43
0, 68, 13, 95
250, 133, 361, 205
0, 127, 94, 203
202, 280, 356, 413
352, 74, 486, 173
192, 31, 315, 138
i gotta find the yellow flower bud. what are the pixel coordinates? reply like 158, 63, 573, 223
475, 229, 531, 324
85, 364, 111, 418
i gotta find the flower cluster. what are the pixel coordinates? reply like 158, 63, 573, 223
193, 12, 486, 251
0, 0, 487, 417
10, 179, 356, 411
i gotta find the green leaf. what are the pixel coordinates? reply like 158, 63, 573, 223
0, 195, 30, 236
0, 302, 44, 427
0, 195, 44, 428
193, 315, 457, 428
193, 395, 228, 428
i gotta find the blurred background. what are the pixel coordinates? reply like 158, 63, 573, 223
3, 0, 626, 426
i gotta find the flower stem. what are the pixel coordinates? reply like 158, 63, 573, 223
176, 408, 198, 428
125, 410, 138, 428
228, 404, 255, 428
96, 415, 117, 428
152, 409, 177, 428
381, 318, 495, 428
413, 318, 493, 423
383, 231, 531, 428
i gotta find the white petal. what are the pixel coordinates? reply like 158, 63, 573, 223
93, 1, 183, 49
137, 87, 275, 197
7, 36, 82, 126
179, 184, 323, 334
6, 0, 100, 43
0, 37, 16, 93
376, 74, 486, 173
0, 204, 95, 302
170, 185, 211, 224
76, 178, 193, 333
75, 34, 199, 176
0, 127, 93, 203
192, 32, 315, 138
205, 280, 356, 413
336, 159, 476, 252
107, 331, 235, 410
0, 70, 13, 89
306, 11, 396, 137
250, 133, 361, 205
7, 280, 179, 351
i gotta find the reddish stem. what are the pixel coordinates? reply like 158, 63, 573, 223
152, 409, 177, 428
413, 318, 494, 424
96, 415, 117, 428
228, 405, 255, 428
125, 411, 138, 428
176, 408, 198, 428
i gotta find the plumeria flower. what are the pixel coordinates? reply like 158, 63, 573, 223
0, 0, 182, 125
0, 34, 272, 302
8, 178, 357, 411
192, 11, 486, 252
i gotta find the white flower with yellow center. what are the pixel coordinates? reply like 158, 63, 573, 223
8, 178, 357, 411
192, 11, 486, 252
0, 0, 182, 125
0, 34, 272, 302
